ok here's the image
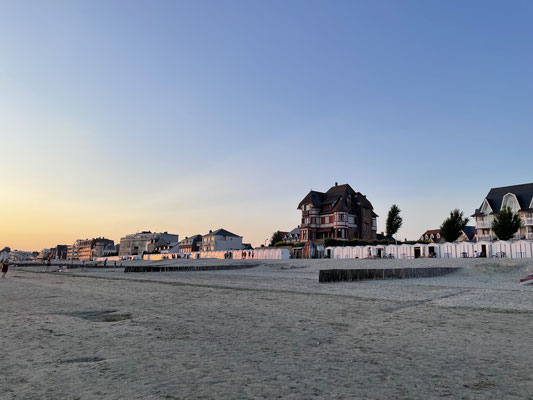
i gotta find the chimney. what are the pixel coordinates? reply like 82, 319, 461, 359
335, 182, 338, 186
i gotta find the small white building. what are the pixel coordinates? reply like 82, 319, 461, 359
201, 229, 243, 252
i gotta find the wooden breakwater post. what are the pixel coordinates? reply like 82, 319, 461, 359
318, 267, 460, 283
124, 263, 256, 273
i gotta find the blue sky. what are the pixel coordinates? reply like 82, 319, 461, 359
1, 0, 532, 250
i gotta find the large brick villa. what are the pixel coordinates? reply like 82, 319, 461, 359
472, 183, 533, 241
298, 183, 377, 242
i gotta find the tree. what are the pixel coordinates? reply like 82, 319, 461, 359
440, 209, 469, 242
269, 231, 285, 246
386, 204, 403, 238
491, 206, 523, 240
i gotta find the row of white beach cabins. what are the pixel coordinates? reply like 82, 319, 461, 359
98, 240, 533, 261
100, 248, 292, 261
326, 240, 533, 259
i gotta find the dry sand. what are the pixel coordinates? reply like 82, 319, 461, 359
1, 259, 533, 399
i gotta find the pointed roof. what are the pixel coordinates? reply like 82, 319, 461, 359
461, 226, 476, 241
298, 183, 375, 214
204, 229, 241, 238
474, 183, 533, 214
178, 234, 202, 245
298, 190, 324, 208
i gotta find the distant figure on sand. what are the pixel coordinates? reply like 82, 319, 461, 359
45, 258, 51, 272
2, 260, 10, 278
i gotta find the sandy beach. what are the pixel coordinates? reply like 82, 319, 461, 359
1, 259, 533, 399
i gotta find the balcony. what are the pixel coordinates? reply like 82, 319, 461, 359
476, 221, 491, 229
477, 235, 492, 241
524, 218, 533, 226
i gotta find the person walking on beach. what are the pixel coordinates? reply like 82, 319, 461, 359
45, 258, 51, 272
2, 259, 10, 278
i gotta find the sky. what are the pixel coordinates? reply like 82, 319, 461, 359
1, 0, 532, 251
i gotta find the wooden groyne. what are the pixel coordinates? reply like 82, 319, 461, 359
319, 267, 460, 283
124, 264, 255, 273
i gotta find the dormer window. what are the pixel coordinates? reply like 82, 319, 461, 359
501, 193, 520, 213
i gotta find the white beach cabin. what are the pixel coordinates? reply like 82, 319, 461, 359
491, 241, 512, 258
413, 243, 428, 258
473, 241, 492, 258
353, 246, 364, 259
441, 243, 458, 258
456, 242, 475, 258
341, 246, 352, 259
332, 247, 342, 259
511, 240, 533, 258
427, 243, 441, 258
374, 245, 386, 258
363, 245, 375, 258
385, 245, 400, 259
345, 246, 355, 259
398, 244, 414, 259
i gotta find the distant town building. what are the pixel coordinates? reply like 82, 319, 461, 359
419, 229, 442, 243
8, 250, 35, 262
201, 229, 243, 252
282, 228, 300, 242
50, 245, 68, 260
472, 183, 533, 241
297, 183, 377, 241
37, 248, 51, 260
178, 235, 202, 254
154, 237, 180, 254
67, 238, 115, 260
119, 231, 178, 256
